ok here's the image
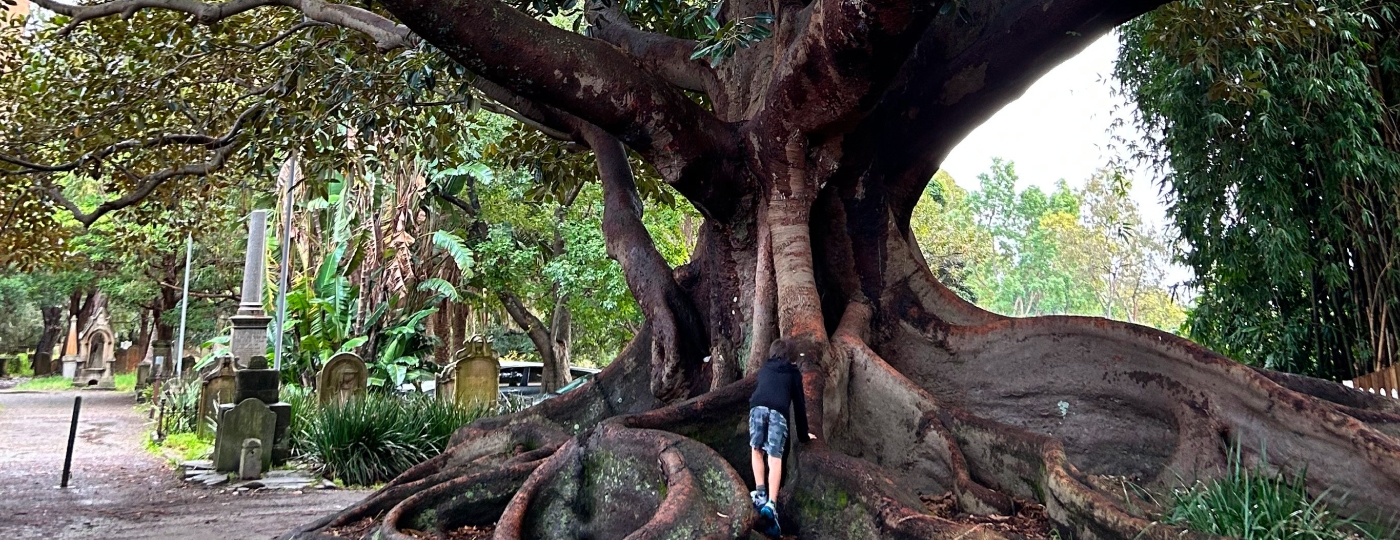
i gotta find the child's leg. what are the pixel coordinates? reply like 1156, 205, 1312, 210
748, 407, 770, 494
766, 455, 783, 499
751, 448, 767, 490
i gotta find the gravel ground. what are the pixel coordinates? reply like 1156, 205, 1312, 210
0, 387, 366, 540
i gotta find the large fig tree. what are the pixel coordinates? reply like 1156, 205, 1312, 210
11, 0, 1400, 536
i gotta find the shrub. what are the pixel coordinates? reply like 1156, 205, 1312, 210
157, 379, 203, 434
297, 394, 483, 486
1167, 447, 1392, 539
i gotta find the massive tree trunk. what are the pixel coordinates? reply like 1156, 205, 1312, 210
281, 0, 1400, 528
40, 0, 1395, 535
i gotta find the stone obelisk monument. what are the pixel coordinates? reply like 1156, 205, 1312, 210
229, 210, 272, 369
60, 316, 80, 380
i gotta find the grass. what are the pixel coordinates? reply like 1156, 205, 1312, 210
296, 393, 487, 486
12, 372, 137, 392
144, 431, 214, 463
1166, 447, 1394, 539
13, 375, 74, 391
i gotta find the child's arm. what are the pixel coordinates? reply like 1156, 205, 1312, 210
791, 369, 811, 442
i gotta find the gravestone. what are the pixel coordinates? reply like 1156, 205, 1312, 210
60, 316, 80, 380
229, 210, 272, 369
196, 357, 238, 437
317, 352, 368, 406
452, 337, 500, 412
213, 398, 275, 473
239, 439, 263, 480
234, 356, 292, 465
180, 356, 196, 380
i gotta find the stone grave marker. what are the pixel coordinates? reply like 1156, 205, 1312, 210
213, 398, 275, 473
234, 356, 292, 465
452, 338, 500, 412
58, 316, 79, 379
229, 210, 272, 369
317, 352, 368, 406
239, 439, 263, 480
196, 357, 238, 437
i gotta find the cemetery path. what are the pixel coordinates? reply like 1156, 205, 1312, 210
0, 389, 367, 540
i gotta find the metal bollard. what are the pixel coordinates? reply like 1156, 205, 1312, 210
61, 396, 81, 488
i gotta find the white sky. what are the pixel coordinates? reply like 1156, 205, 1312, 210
941, 34, 1165, 228
939, 33, 1193, 286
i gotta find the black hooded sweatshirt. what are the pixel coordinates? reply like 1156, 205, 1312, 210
749, 357, 810, 442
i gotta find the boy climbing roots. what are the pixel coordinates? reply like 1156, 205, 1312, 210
748, 339, 816, 537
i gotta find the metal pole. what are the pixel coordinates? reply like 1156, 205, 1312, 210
273, 157, 297, 372
174, 234, 193, 378
61, 396, 81, 488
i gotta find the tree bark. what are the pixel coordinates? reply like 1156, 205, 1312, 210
32, 305, 64, 375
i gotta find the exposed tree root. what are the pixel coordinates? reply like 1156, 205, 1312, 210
493, 422, 754, 539
888, 252, 1400, 527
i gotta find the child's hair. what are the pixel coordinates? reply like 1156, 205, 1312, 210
768, 339, 795, 362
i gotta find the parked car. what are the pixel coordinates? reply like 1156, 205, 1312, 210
499, 361, 599, 398
412, 361, 600, 400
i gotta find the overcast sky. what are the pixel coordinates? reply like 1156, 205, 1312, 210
940, 33, 1168, 230
937, 33, 1192, 287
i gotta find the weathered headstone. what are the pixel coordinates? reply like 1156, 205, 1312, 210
229, 210, 272, 369
196, 357, 238, 437
452, 338, 500, 412
213, 398, 275, 473
239, 438, 263, 480
180, 356, 196, 380
317, 352, 368, 406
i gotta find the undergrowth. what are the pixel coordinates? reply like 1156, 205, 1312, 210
296, 393, 486, 486
1166, 447, 1395, 539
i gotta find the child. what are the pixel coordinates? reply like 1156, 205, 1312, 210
749, 339, 815, 536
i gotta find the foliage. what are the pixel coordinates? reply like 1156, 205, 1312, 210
913, 161, 1187, 332
1117, 0, 1400, 379
114, 372, 135, 392
1165, 447, 1390, 539
158, 378, 203, 435
294, 394, 483, 485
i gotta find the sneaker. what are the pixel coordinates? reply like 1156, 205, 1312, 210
750, 489, 768, 508
760, 500, 782, 537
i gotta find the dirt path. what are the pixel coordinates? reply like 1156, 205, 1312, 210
0, 388, 365, 540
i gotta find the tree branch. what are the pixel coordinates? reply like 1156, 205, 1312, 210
581, 123, 706, 402
158, 281, 239, 302
0, 104, 260, 175
859, 0, 1169, 221
378, 0, 747, 218
586, 0, 718, 95
750, 0, 945, 136
39, 143, 239, 227
30, 0, 417, 51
